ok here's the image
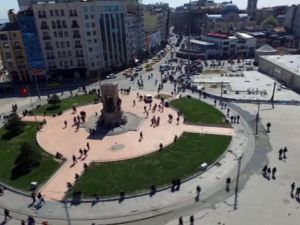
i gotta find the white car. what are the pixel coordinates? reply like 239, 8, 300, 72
144, 94, 153, 103
106, 74, 116, 79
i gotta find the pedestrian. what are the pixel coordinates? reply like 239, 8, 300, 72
190, 215, 194, 224
37, 192, 45, 205
64, 120, 67, 127
27, 215, 35, 225
87, 142, 90, 150
139, 131, 143, 141
31, 192, 36, 204
79, 148, 83, 158
0, 185, 3, 196
72, 154, 77, 164
267, 167, 271, 179
21, 220, 26, 225
272, 167, 277, 179
196, 185, 201, 194
4, 208, 12, 221
283, 147, 288, 159
133, 100, 136, 106
291, 182, 295, 196
83, 163, 88, 169
296, 187, 300, 199
262, 165, 268, 177
237, 115, 240, 123
179, 216, 183, 225
75, 173, 79, 180
278, 148, 283, 160
83, 149, 88, 156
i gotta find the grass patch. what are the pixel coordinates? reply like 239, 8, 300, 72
68, 133, 231, 197
34, 94, 98, 115
170, 97, 226, 125
156, 94, 171, 100
0, 123, 60, 191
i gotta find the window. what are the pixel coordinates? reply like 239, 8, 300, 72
60, 10, 65, 16
57, 20, 61, 29
55, 10, 59, 17
56, 42, 59, 48
41, 21, 48, 29
62, 20, 67, 28
85, 23, 90, 28
5, 52, 12, 58
60, 42, 65, 48
91, 22, 95, 28
50, 10, 53, 17
84, 15, 89, 20
51, 21, 56, 29
58, 31, 63, 38
91, 14, 95, 19
86, 31, 91, 36
93, 31, 96, 35
66, 41, 70, 47
53, 31, 57, 38
64, 31, 69, 37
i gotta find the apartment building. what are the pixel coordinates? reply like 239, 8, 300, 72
32, 0, 129, 79
0, 22, 30, 82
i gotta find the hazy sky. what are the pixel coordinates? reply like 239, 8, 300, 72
1, 0, 299, 18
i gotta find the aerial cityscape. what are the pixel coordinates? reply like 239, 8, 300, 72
0, 0, 300, 225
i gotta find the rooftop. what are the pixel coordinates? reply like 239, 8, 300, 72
261, 55, 300, 77
236, 32, 253, 39
190, 39, 215, 46
0, 22, 19, 32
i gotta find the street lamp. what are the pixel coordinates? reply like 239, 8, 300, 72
255, 102, 260, 136
187, 0, 192, 79
234, 155, 242, 210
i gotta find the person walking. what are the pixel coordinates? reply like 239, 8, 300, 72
279, 148, 283, 160
190, 215, 194, 225
139, 131, 143, 141
283, 147, 288, 159
4, 208, 12, 221
72, 155, 77, 164
291, 182, 296, 196
262, 165, 268, 177
296, 187, 300, 199
31, 192, 36, 204
37, 192, 45, 205
64, 120, 67, 127
272, 167, 277, 179
86, 142, 90, 150
78, 149, 83, 158
0, 185, 3, 196
178, 216, 183, 225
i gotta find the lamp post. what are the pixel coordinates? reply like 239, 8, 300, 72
234, 155, 242, 210
187, 0, 192, 79
255, 102, 260, 136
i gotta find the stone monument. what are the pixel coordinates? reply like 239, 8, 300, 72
100, 83, 123, 127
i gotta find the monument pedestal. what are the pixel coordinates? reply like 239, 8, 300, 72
100, 83, 124, 127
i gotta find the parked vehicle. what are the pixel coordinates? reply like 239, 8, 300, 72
144, 94, 153, 103
106, 74, 116, 79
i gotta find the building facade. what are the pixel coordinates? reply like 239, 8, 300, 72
32, 0, 129, 80
247, 0, 258, 20
0, 22, 30, 82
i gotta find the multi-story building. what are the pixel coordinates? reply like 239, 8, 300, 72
17, 10, 46, 81
18, 0, 34, 11
143, 3, 169, 47
235, 32, 256, 58
201, 33, 238, 59
0, 22, 30, 82
284, 4, 300, 38
32, 0, 129, 80
126, 0, 145, 61
247, 0, 258, 20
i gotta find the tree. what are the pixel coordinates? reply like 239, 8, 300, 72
11, 142, 41, 180
266, 122, 271, 133
3, 113, 25, 140
5, 113, 24, 132
48, 94, 61, 105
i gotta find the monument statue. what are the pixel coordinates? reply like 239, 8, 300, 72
100, 83, 123, 127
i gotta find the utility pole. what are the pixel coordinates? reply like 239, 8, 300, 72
255, 102, 260, 136
270, 82, 276, 109
234, 155, 242, 210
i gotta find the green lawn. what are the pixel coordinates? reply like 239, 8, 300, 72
170, 97, 226, 125
34, 93, 98, 115
0, 123, 60, 191
68, 133, 231, 197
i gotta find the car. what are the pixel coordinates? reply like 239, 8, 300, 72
135, 66, 142, 72
146, 66, 153, 72
144, 94, 153, 103
133, 72, 139, 77
106, 74, 116, 79
144, 64, 151, 68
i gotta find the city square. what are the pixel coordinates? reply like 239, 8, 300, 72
0, 0, 300, 225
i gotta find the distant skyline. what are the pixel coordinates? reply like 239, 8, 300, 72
1, 0, 300, 19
